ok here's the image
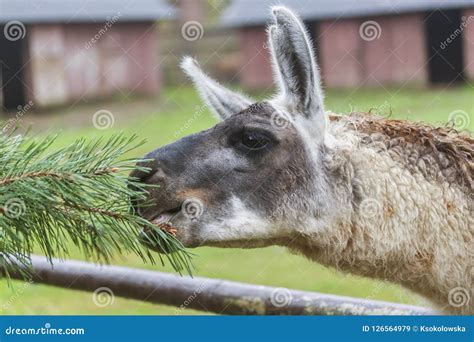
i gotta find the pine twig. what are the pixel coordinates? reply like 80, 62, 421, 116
0, 132, 193, 278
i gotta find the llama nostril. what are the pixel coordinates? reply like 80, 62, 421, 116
128, 167, 157, 216
140, 169, 158, 183
128, 182, 143, 216
140, 167, 168, 184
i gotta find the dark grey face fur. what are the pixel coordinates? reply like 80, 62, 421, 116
131, 102, 313, 248
130, 6, 328, 250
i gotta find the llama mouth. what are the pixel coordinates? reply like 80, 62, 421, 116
139, 206, 182, 254
148, 206, 182, 236
151, 207, 181, 223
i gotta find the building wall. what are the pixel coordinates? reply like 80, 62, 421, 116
26, 22, 159, 107
384, 14, 427, 85
463, 9, 474, 80
319, 13, 428, 88
27, 25, 68, 106
238, 27, 273, 89
239, 14, 429, 89
317, 19, 362, 88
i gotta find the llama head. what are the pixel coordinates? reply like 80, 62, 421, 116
131, 6, 332, 251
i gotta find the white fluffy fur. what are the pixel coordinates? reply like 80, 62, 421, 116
202, 196, 292, 248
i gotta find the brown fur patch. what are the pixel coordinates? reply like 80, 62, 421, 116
177, 188, 210, 202
446, 201, 456, 213
331, 113, 473, 193
384, 204, 395, 219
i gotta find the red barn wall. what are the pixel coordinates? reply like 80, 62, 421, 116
319, 13, 428, 88
26, 22, 159, 107
370, 14, 426, 86
463, 9, 474, 80
318, 19, 362, 88
238, 27, 273, 89
238, 13, 429, 89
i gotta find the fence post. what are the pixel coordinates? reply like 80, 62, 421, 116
3, 255, 437, 315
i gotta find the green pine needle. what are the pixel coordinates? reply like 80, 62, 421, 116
0, 131, 193, 279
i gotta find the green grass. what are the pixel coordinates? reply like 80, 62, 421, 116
1, 85, 472, 315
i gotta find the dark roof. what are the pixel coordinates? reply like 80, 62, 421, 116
0, 0, 176, 24
221, 0, 474, 27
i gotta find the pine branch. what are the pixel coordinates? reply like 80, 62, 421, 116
0, 168, 118, 186
0, 132, 193, 279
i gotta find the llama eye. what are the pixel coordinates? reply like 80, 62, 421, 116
240, 131, 270, 150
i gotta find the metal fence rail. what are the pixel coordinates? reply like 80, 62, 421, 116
5, 255, 437, 315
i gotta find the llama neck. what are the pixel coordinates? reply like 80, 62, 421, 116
289, 123, 472, 314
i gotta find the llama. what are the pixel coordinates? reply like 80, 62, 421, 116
131, 6, 473, 314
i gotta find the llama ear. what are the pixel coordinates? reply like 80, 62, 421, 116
180, 57, 254, 120
268, 7, 325, 125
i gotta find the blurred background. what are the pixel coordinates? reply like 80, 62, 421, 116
0, 0, 472, 314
